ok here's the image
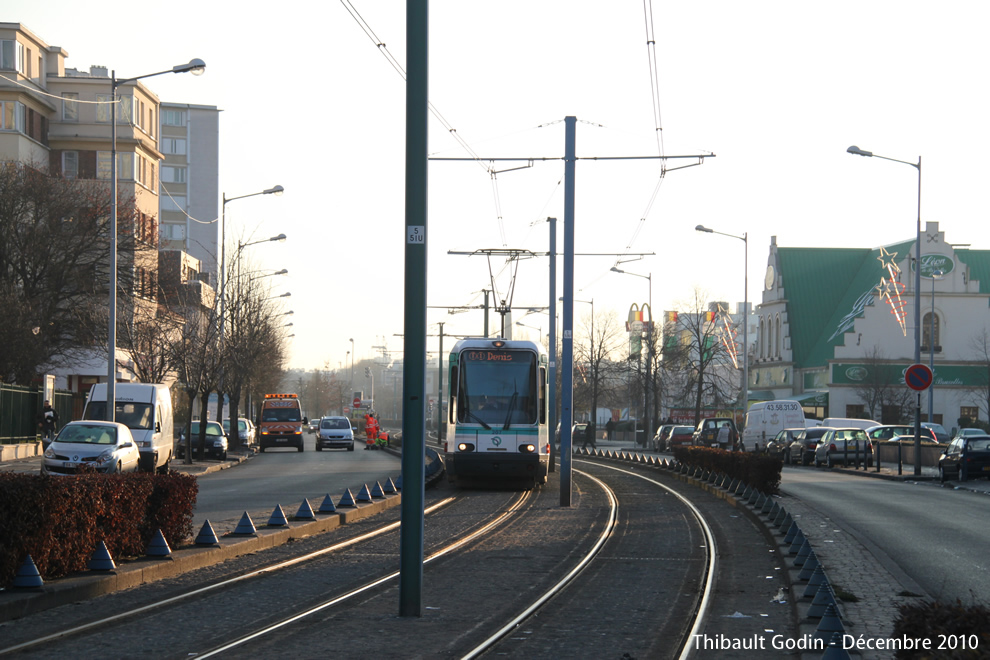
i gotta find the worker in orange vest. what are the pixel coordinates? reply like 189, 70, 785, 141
364, 413, 379, 449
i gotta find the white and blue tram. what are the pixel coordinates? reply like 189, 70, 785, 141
444, 338, 550, 488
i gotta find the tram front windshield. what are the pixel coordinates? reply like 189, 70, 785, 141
457, 349, 537, 426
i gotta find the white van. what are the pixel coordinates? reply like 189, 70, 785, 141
821, 417, 880, 431
83, 383, 174, 473
743, 400, 807, 450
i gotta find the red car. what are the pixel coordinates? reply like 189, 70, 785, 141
665, 425, 696, 451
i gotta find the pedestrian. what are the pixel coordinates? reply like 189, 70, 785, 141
582, 420, 597, 450
717, 422, 731, 449
37, 400, 58, 444
605, 418, 615, 442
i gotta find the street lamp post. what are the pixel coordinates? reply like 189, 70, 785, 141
515, 321, 543, 344
847, 145, 924, 476
610, 267, 652, 445
695, 225, 748, 433
106, 58, 205, 422
349, 338, 355, 391
928, 270, 944, 422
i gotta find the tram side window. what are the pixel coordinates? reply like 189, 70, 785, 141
450, 365, 458, 423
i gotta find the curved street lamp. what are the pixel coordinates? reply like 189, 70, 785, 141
695, 224, 749, 424
106, 58, 205, 421
847, 145, 923, 475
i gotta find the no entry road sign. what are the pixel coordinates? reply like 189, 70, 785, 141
905, 363, 934, 391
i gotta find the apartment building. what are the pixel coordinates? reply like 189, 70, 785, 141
0, 22, 218, 392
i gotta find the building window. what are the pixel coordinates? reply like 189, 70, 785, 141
62, 93, 79, 121
96, 151, 134, 180
775, 314, 782, 358
846, 404, 866, 419
922, 312, 941, 353
0, 100, 25, 132
0, 40, 25, 74
759, 317, 766, 359
161, 166, 187, 183
960, 406, 979, 424
162, 109, 186, 126
96, 94, 113, 123
161, 195, 186, 213
161, 138, 187, 155
161, 223, 186, 240
62, 151, 78, 179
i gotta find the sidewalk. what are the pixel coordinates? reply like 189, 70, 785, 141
0, 448, 254, 476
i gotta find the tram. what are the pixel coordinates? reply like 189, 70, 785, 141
444, 337, 550, 488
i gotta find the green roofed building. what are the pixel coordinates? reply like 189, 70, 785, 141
755, 221, 990, 431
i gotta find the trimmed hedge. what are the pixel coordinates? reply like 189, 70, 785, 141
0, 471, 197, 586
892, 599, 990, 659
672, 446, 782, 494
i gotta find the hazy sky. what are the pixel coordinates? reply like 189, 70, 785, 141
8, 1, 990, 372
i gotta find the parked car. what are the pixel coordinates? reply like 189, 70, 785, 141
938, 435, 990, 482
765, 428, 803, 464
788, 427, 831, 465
176, 420, 228, 460
41, 421, 141, 475
821, 417, 880, 431
223, 418, 256, 446
316, 416, 356, 451
921, 422, 950, 444
953, 428, 986, 441
866, 424, 937, 443
652, 424, 675, 452
666, 425, 696, 451
692, 418, 739, 449
814, 428, 873, 468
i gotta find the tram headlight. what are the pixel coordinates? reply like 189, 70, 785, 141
519, 444, 535, 453
457, 442, 475, 452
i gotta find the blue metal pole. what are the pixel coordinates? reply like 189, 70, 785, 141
560, 117, 576, 506
399, 0, 428, 617
548, 216, 557, 473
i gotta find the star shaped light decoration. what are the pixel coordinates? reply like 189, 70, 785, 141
876, 247, 907, 336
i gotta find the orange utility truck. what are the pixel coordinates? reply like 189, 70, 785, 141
258, 393, 307, 452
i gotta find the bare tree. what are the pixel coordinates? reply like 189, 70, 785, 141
573, 310, 625, 425
965, 327, 990, 425
663, 289, 739, 425
851, 345, 912, 423
0, 162, 138, 383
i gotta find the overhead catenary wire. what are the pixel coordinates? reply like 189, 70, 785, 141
340, 0, 510, 247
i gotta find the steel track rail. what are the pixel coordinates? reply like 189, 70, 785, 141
193, 489, 535, 658
0, 496, 460, 656
459, 468, 619, 659
579, 460, 718, 660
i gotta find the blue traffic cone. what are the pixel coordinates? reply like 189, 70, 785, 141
382, 478, 398, 494
774, 509, 790, 528
267, 504, 289, 527
12, 555, 44, 589
794, 539, 813, 566
88, 540, 116, 571
195, 520, 220, 546
337, 489, 357, 507
233, 512, 258, 535
788, 529, 806, 554
145, 529, 173, 558
807, 584, 837, 619
318, 494, 338, 513
371, 482, 386, 498
803, 566, 829, 598
814, 604, 845, 641
784, 521, 801, 545
798, 551, 820, 581
356, 484, 373, 503
295, 499, 315, 520
821, 632, 851, 659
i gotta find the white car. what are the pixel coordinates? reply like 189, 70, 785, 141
41, 421, 141, 475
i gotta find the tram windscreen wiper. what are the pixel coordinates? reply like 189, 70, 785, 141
467, 410, 491, 430
502, 389, 518, 431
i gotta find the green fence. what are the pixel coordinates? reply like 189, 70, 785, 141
0, 384, 79, 444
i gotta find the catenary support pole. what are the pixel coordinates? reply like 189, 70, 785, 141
560, 117, 576, 507
399, 0, 427, 617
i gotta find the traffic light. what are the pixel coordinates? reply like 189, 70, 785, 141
365, 367, 371, 377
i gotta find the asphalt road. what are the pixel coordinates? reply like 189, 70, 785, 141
192, 435, 401, 531
780, 465, 990, 603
